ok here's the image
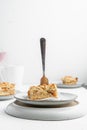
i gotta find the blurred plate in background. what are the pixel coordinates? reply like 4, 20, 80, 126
57, 83, 83, 89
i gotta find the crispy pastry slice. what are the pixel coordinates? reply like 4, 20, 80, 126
28, 83, 58, 100
0, 82, 15, 96
61, 76, 78, 85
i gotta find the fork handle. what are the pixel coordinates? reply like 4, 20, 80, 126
40, 38, 46, 76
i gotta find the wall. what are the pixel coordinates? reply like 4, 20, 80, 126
0, 0, 87, 85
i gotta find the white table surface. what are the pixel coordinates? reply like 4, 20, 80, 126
0, 85, 87, 130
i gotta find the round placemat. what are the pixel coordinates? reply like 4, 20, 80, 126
5, 100, 87, 121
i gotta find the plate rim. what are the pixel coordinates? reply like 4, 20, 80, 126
57, 83, 83, 88
14, 92, 77, 104
0, 90, 20, 100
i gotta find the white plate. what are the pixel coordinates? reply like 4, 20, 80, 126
57, 83, 83, 89
14, 92, 77, 106
0, 90, 20, 100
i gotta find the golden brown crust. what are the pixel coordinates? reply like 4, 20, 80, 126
61, 76, 78, 85
0, 82, 15, 96
28, 84, 58, 100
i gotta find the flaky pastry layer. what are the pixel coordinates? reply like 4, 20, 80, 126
0, 82, 15, 96
28, 84, 58, 100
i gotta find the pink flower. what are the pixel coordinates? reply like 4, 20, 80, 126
0, 52, 6, 62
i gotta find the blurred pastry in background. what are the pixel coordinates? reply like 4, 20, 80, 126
61, 76, 78, 85
0, 82, 15, 96
28, 83, 58, 100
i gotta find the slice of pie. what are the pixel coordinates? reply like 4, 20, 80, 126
28, 83, 58, 100
0, 82, 15, 96
61, 76, 78, 85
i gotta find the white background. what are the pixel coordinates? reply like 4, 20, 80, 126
0, 1, 87, 130
0, 0, 87, 85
